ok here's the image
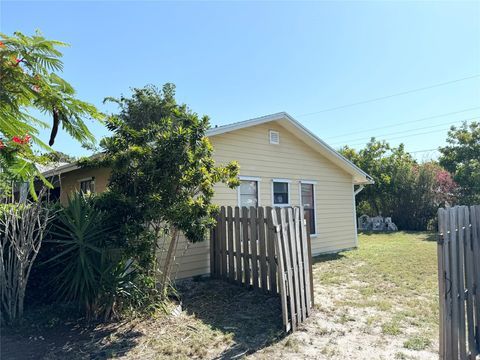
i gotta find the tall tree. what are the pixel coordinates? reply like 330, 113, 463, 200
86, 84, 239, 294
439, 121, 480, 204
341, 139, 457, 230
341, 139, 415, 216
0, 31, 103, 190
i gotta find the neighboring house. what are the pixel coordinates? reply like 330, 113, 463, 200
43, 112, 373, 279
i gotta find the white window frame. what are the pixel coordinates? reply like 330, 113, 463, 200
237, 176, 261, 207
78, 177, 95, 193
272, 179, 291, 207
299, 180, 318, 237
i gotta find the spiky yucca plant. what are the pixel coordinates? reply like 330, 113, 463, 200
45, 193, 111, 318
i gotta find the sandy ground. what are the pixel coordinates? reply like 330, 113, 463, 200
250, 281, 438, 360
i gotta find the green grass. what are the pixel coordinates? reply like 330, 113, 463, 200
403, 335, 432, 350
313, 232, 438, 344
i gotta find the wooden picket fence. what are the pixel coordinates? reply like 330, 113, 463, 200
438, 205, 480, 360
211, 206, 314, 332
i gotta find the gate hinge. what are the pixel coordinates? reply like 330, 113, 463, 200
437, 234, 444, 245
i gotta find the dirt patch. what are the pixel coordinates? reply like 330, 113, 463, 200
1, 279, 284, 359
1, 233, 440, 359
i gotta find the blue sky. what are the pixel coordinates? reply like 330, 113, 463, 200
2, 1, 479, 160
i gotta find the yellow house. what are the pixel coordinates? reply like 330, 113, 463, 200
43, 112, 373, 279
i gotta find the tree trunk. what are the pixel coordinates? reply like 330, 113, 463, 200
158, 227, 179, 296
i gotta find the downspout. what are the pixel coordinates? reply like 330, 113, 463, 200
354, 185, 365, 196
353, 184, 365, 247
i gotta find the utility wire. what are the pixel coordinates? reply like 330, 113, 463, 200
330, 116, 478, 146
346, 127, 453, 148
324, 106, 480, 140
296, 75, 480, 117
410, 148, 440, 154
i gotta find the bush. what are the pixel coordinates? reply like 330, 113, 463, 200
342, 140, 458, 231
44, 192, 157, 320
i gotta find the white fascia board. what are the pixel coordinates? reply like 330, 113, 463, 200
206, 112, 286, 137
42, 163, 79, 177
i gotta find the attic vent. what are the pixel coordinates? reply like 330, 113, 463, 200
269, 130, 280, 144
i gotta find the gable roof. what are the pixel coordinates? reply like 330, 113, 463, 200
207, 112, 373, 185
42, 112, 373, 185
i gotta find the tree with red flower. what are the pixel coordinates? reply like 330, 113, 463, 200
0, 30, 103, 196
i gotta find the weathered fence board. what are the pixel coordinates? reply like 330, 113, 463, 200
258, 207, 268, 292
438, 205, 480, 360
242, 206, 250, 287
211, 206, 314, 333
234, 207, 242, 284
250, 207, 259, 289
273, 208, 312, 331
272, 208, 290, 332
266, 206, 277, 293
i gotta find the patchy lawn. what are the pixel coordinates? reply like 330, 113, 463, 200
1, 232, 439, 359
252, 231, 439, 360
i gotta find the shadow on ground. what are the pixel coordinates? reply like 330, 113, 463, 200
358, 230, 437, 241
1, 305, 142, 360
312, 252, 346, 265
179, 278, 285, 359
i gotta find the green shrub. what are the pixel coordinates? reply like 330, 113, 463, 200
44, 192, 157, 320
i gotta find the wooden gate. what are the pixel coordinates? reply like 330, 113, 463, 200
438, 205, 480, 360
210, 206, 314, 332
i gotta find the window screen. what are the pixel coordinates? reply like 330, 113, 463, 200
239, 180, 258, 207
301, 183, 316, 234
273, 182, 289, 205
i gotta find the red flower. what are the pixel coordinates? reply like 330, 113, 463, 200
12, 136, 22, 144
0, 42, 5, 48
0, 141, 5, 149
23, 134, 32, 143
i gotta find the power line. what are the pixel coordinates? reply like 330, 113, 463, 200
325, 106, 480, 140
345, 127, 453, 148
330, 116, 478, 146
296, 75, 480, 117
410, 148, 440, 154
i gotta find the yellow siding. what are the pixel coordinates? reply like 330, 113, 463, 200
174, 121, 357, 279
58, 121, 357, 280
59, 167, 110, 205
